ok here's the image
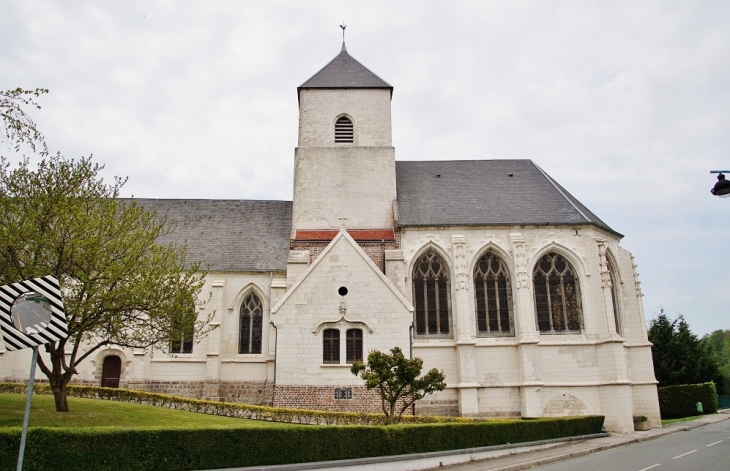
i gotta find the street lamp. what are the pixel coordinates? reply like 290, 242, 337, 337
710, 170, 730, 198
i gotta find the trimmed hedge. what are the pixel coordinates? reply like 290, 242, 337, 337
0, 416, 604, 471
658, 382, 718, 419
0, 382, 492, 426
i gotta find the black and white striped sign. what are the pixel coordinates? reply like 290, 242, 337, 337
0, 276, 68, 351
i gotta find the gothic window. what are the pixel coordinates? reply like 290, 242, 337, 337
533, 252, 583, 333
323, 329, 340, 363
170, 306, 195, 354
607, 258, 621, 335
474, 251, 514, 336
346, 329, 363, 363
413, 251, 452, 336
335, 116, 354, 143
239, 293, 263, 354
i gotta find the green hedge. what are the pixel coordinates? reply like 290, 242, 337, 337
0, 416, 604, 471
658, 382, 718, 419
0, 382, 491, 426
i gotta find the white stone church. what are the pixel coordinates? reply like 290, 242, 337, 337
1, 42, 660, 432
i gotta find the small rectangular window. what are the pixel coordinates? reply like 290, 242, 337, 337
323, 329, 340, 363
346, 329, 363, 363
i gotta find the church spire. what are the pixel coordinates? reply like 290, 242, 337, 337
340, 22, 347, 52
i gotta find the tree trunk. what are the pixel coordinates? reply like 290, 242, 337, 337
49, 372, 70, 412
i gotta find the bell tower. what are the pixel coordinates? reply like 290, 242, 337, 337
292, 42, 397, 242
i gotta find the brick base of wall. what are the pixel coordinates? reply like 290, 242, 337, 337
416, 399, 459, 417
218, 381, 273, 405
274, 385, 390, 413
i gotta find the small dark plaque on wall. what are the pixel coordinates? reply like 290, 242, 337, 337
334, 387, 352, 400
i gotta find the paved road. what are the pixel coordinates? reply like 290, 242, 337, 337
535, 419, 730, 471
432, 413, 730, 471
10, 297, 51, 334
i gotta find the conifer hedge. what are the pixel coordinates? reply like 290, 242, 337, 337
658, 382, 718, 418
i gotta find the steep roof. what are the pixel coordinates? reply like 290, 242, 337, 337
298, 43, 392, 94
135, 199, 292, 272
395, 160, 620, 237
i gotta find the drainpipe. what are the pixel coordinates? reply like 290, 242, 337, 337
409, 322, 414, 359
409, 321, 415, 416
268, 272, 275, 404
381, 239, 386, 275
270, 321, 278, 406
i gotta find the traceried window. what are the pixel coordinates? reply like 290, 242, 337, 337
346, 329, 363, 363
413, 251, 452, 336
607, 258, 621, 335
474, 251, 514, 336
334, 116, 354, 143
170, 306, 195, 354
533, 252, 583, 333
239, 293, 263, 354
323, 329, 340, 363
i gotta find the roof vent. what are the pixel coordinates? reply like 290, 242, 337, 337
335, 116, 354, 143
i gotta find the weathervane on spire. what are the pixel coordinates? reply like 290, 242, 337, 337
340, 22, 346, 42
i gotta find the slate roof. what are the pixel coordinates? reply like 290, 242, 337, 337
395, 160, 620, 237
129, 161, 617, 273
298, 43, 392, 93
134, 199, 292, 272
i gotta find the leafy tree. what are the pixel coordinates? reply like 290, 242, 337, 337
648, 309, 724, 394
1, 88, 49, 156
701, 330, 730, 395
351, 347, 446, 424
0, 89, 211, 412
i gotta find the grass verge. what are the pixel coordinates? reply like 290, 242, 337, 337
0, 393, 295, 429
661, 415, 704, 426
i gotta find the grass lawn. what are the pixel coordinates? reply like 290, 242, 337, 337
661, 415, 705, 426
0, 393, 298, 429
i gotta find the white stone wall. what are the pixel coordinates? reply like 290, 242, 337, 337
298, 89, 392, 148
397, 224, 659, 431
272, 232, 412, 386
292, 146, 397, 231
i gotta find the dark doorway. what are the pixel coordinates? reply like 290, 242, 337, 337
101, 356, 121, 388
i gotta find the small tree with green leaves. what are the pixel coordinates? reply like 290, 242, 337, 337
351, 347, 446, 424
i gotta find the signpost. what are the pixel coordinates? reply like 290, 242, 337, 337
0, 276, 67, 471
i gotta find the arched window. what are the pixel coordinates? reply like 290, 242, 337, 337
413, 251, 452, 336
607, 258, 621, 334
346, 329, 363, 363
170, 306, 195, 354
533, 252, 583, 333
239, 293, 263, 354
334, 116, 354, 143
474, 251, 514, 335
323, 329, 340, 363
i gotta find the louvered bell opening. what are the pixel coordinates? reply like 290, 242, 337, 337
334, 117, 354, 143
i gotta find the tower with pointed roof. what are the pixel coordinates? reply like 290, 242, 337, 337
292, 43, 397, 240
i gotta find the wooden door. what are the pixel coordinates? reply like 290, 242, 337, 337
101, 356, 121, 388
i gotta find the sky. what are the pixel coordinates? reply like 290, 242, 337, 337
1, 1, 729, 336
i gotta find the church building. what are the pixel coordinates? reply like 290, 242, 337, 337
1, 42, 661, 433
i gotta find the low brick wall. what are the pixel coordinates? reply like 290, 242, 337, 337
131, 380, 206, 398
416, 399, 459, 417
273, 385, 387, 413
218, 381, 272, 405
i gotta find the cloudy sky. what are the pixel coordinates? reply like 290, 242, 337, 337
2, 1, 729, 336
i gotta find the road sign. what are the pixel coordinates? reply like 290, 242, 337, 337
0, 276, 68, 350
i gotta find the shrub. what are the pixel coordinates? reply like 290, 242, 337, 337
0, 416, 604, 471
658, 382, 718, 419
633, 415, 648, 423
